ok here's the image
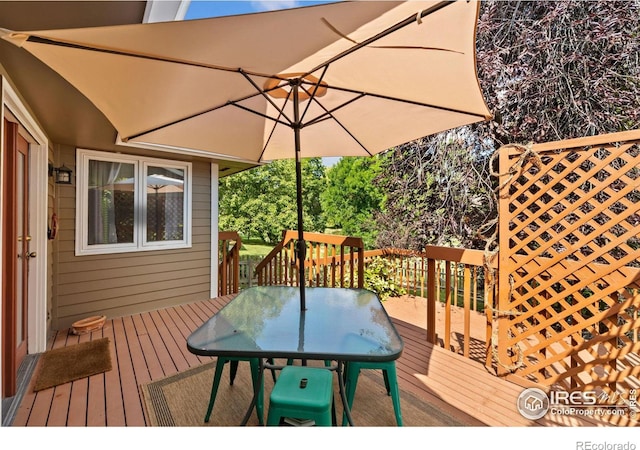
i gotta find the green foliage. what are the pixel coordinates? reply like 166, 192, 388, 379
219, 158, 327, 244
320, 156, 385, 248
363, 257, 406, 301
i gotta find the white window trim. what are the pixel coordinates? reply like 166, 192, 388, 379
75, 149, 192, 256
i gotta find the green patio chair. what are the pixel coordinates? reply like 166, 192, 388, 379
205, 357, 276, 425
342, 360, 403, 426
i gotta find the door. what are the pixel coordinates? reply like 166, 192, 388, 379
2, 119, 31, 398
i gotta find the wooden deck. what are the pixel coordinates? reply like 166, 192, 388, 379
9, 294, 615, 427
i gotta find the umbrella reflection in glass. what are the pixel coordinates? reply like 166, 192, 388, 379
114, 169, 184, 241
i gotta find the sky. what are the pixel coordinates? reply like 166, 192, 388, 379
185, 0, 338, 19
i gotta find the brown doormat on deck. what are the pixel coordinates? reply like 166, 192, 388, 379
32, 338, 112, 392
139, 360, 467, 427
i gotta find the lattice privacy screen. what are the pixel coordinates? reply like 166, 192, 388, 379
494, 132, 640, 402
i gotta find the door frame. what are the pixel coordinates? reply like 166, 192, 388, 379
1, 77, 49, 382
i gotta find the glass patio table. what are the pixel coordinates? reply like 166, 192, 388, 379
186, 285, 404, 426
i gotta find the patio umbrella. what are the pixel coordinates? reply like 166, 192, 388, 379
1, 0, 492, 309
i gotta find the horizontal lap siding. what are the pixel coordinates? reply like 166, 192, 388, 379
52, 151, 212, 330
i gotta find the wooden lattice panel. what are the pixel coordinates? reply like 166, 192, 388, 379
495, 131, 640, 401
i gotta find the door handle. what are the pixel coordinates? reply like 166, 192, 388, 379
26, 251, 37, 259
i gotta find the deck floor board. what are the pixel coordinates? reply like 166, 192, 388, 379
10, 294, 615, 427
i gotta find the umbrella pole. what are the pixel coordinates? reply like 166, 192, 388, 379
293, 81, 306, 311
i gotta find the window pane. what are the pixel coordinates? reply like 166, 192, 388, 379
88, 160, 135, 245
146, 166, 184, 242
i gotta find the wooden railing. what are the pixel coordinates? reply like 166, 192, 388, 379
364, 246, 497, 361
253, 232, 495, 362
238, 256, 263, 289
218, 231, 241, 296
255, 230, 365, 289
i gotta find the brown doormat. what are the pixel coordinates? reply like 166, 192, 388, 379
140, 360, 467, 427
33, 337, 112, 392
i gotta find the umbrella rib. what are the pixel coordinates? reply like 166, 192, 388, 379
319, 84, 491, 121
237, 69, 298, 161
258, 88, 296, 162
304, 0, 456, 77
304, 94, 374, 157
229, 102, 290, 128
124, 83, 290, 142
328, 118, 374, 157
25, 35, 280, 80
299, 66, 329, 122
303, 94, 365, 128
259, 120, 280, 162
239, 69, 294, 126
319, 16, 464, 54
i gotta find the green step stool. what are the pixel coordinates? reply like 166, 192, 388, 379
267, 365, 335, 426
343, 360, 403, 426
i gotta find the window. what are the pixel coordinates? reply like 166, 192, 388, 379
76, 149, 192, 255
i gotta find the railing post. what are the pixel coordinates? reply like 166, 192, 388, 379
218, 231, 242, 296
426, 257, 437, 344
444, 262, 452, 351
463, 264, 471, 358
232, 238, 240, 293
358, 244, 364, 289
496, 145, 512, 377
220, 239, 228, 295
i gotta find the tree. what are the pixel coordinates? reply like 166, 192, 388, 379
376, 0, 640, 250
321, 156, 385, 248
219, 158, 327, 244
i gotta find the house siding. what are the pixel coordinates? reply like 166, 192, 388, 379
51, 145, 212, 330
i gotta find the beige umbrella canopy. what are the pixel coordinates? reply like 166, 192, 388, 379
1, 0, 491, 308
114, 174, 184, 193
